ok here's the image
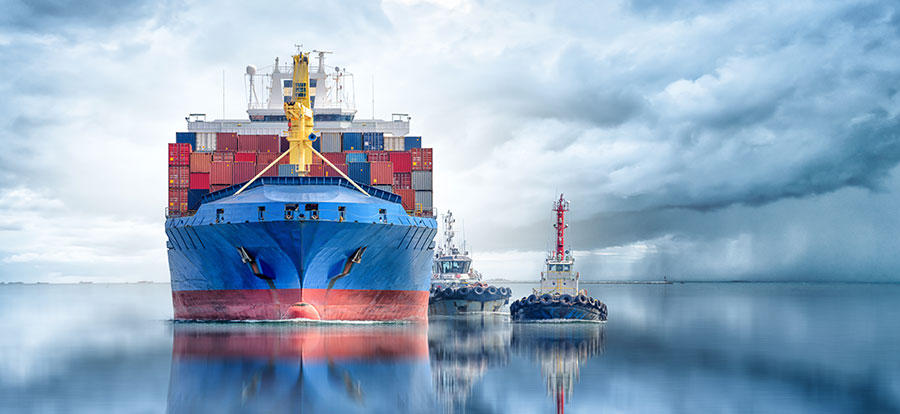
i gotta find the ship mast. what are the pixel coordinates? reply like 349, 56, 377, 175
552, 194, 570, 260
284, 51, 316, 169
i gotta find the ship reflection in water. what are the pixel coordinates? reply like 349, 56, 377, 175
167, 324, 435, 413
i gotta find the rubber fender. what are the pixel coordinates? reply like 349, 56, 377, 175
473, 286, 485, 295
527, 294, 538, 304
560, 294, 574, 305
540, 294, 553, 305
442, 287, 454, 297
487, 286, 498, 295
458, 287, 471, 295
577, 294, 589, 304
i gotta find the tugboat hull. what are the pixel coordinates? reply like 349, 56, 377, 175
510, 295, 607, 322
429, 286, 511, 315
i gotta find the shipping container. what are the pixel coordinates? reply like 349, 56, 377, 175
176, 132, 196, 145
256, 152, 278, 166
210, 184, 230, 192
404, 136, 422, 150
210, 161, 233, 185
389, 151, 412, 173
212, 151, 235, 162
366, 151, 390, 162
345, 151, 367, 163
257, 134, 279, 153
168, 166, 190, 188
385, 135, 404, 151
188, 189, 209, 211
415, 190, 433, 211
308, 164, 324, 177
168, 188, 188, 213
168, 143, 191, 166
216, 132, 238, 152
342, 132, 363, 151
394, 189, 416, 211
411, 170, 433, 191
280, 136, 289, 152
237, 134, 259, 152
189, 152, 212, 173
323, 163, 348, 177
235, 152, 257, 163
195, 132, 216, 152
369, 161, 393, 185
190, 173, 210, 190
393, 172, 411, 189
373, 185, 393, 193
256, 161, 279, 177
410, 148, 433, 171
322, 152, 346, 166
321, 132, 342, 153
312, 135, 321, 153
347, 162, 370, 184
363, 132, 384, 151
279, 164, 301, 177
233, 162, 256, 184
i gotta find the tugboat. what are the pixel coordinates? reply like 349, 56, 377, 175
510, 195, 607, 322
429, 212, 512, 314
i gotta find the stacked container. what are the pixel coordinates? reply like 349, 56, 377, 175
167, 143, 192, 215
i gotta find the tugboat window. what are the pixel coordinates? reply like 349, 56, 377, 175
439, 261, 470, 274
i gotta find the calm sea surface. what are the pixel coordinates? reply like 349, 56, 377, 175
1, 282, 898, 413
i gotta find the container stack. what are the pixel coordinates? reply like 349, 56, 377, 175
168, 131, 433, 216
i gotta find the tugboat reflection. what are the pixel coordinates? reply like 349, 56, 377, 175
428, 314, 511, 411
167, 323, 434, 413
510, 323, 606, 414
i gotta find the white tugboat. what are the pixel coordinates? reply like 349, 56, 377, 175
510, 194, 608, 321
429, 211, 512, 314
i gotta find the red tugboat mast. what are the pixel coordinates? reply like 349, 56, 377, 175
552, 194, 570, 260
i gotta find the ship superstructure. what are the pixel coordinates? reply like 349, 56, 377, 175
165, 49, 436, 321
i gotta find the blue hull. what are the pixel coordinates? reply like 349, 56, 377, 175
165, 177, 437, 321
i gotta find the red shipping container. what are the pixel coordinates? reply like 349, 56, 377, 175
257, 134, 279, 153
210, 161, 233, 185
190, 173, 210, 190
238, 134, 259, 152
322, 152, 346, 166
168, 166, 190, 188
210, 184, 230, 192
168, 143, 191, 166
213, 151, 235, 162
216, 132, 238, 151
369, 161, 393, 185
393, 173, 412, 189
189, 152, 211, 173
394, 189, 416, 211
235, 151, 257, 163
168, 188, 188, 213
366, 151, 390, 162
280, 136, 289, 152
410, 148, 433, 171
256, 152, 278, 166
256, 161, 279, 177
324, 163, 348, 177
233, 162, 256, 184
308, 164, 325, 177
389, 151, 412, 173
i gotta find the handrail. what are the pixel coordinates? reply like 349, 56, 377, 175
199, 176, 401, 205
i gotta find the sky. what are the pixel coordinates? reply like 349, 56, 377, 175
1, 0, 899, 282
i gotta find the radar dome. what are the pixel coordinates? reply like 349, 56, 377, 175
245, 65, 257, 76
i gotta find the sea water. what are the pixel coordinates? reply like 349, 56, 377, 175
1, 282, 898, 413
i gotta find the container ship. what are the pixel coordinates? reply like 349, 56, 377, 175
165, 50, 437, 321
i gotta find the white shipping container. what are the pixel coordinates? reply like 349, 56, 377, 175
385, 135, 404, 151
411, 170, 433, 190
195, 132, 217, 152
415, 190, 433, 211
321, 132, 342, 153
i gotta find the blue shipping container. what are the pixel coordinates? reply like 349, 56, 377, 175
188, 189, 209, 210
404, 136, 422, 149
342, 133, 363, 151
347, 162, 371, 185
278, 164, 301, 177
345, 152, 367, 163
176, 132, 196, 145
363, 132, 384, 151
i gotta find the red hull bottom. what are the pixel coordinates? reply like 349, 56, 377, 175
172, 288, 428, 321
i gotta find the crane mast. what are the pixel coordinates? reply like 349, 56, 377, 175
284, 53, 316, 170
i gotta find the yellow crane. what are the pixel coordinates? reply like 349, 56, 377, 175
234, 50, 369, 197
